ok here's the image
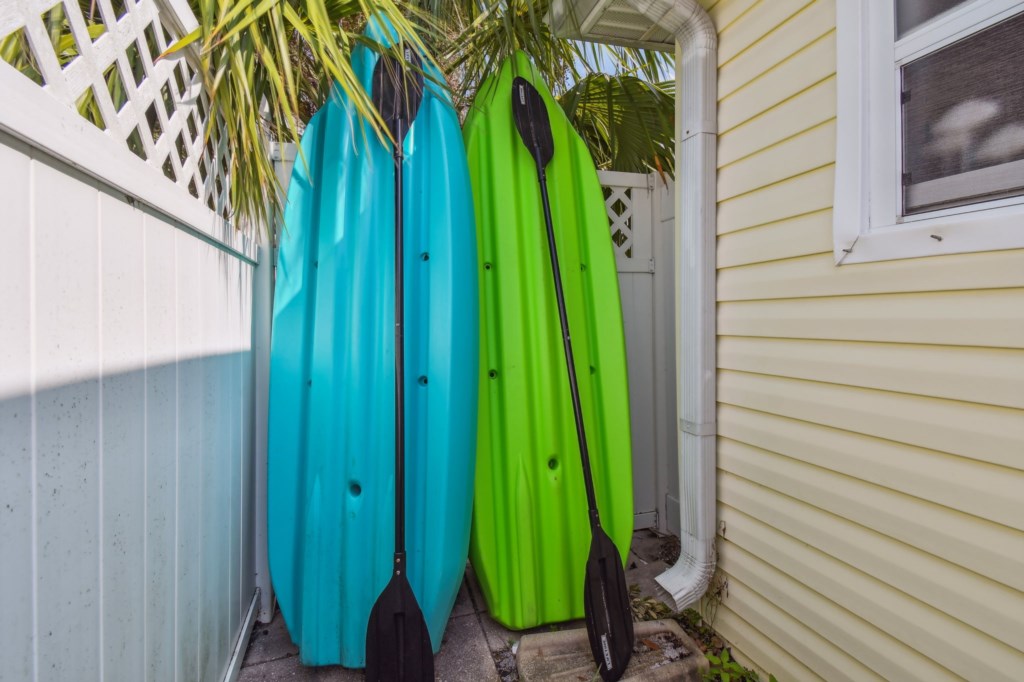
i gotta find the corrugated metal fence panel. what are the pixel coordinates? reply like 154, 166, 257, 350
0, 1, 260, 680
705, 0, 1024, 680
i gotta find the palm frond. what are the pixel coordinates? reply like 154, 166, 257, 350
179, 0, 426, 233
560, 73, 675, 175
2, 0, 676, 230
423, 1, 672, 113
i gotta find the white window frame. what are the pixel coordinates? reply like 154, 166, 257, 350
833, 0, 1024, 264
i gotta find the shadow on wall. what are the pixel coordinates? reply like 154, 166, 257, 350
0, 352, 257, 682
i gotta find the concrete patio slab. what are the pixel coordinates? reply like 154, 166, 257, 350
239, 580, 500, 682
629, 529, 668, 564
243, 614, 300, 668
435, 614, 500, 681
238, 652, 362, 682
625, 559, 675, 610
516, 619, 707, 681
450, 578, 476, 619
238, 532, 687, 681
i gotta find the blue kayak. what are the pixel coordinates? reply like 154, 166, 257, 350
267, 21, 479, 667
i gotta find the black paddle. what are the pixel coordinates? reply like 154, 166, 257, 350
365, 45, 433, 682
511, 76, 634, 681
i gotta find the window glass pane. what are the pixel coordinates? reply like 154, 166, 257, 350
901, 10, 1024, 214
896, 0, 971, 38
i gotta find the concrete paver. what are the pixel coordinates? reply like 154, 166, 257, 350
238, 652, 362, 682
435, 614, 500, 681
516, 619, 708, 681
239, 572, 500, 681
625, 559, 675, 609
243, 614, 300, 668
239, 532, 689, 681
449, 578, 475, 619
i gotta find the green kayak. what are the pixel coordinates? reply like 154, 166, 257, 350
464, 51, 634, 630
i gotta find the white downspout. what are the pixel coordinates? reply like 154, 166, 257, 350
628, 0, 718, 611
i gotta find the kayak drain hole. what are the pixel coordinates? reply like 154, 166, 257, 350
548, 457, 558, 470
488, 369, 498, 379
484, 262, 492, 270
349, 482, 361, 497
421, 252, 429, 261
418, 376, 428, 386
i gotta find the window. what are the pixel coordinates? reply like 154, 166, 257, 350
834, 0, 1024, 264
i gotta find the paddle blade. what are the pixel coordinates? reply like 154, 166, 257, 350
511, 76, 554, 168
365, 571, 435, 681
372, 44, 425, 143
584, 528, 634, 681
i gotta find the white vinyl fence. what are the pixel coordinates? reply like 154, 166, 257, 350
0, 1, 268, 681
598, 171, 678, 534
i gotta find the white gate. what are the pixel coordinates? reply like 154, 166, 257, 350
598, 171, 678, 533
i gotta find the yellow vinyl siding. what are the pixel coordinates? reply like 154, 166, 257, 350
717, 0, 817, 65
718, 78, 837, 166
718, 1, 835, 97
703, 0, 1024, 679
719, 251, 1024, 299
716, 210, 835, 267
719, 541, 951, 682
718, 120, 835, 200
718, 338, 1024, 409
713, 571, 884, 682
718, 290, 1024, 347
717, 405, 1024, 531
717, 166, 835, 234
718, 33, 836, 133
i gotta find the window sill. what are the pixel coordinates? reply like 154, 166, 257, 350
834, 201, 1024, 264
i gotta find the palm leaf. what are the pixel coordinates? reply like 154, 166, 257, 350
560, 73, 675, 175
181, 0, 424, 234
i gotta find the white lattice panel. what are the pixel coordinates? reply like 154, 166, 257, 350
606, 185, 635, 255
0, 0, 244, 254
599, 170, 655, 273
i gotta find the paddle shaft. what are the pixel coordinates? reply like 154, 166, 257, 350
393, 118, 407, 562
513, 75, 633, 681
533, 165, 602, 528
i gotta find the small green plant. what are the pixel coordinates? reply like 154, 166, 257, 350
704, 648, 778, 682
629, 583, 672, 622
675, 608, 720, 652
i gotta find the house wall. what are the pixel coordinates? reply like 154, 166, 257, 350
701, 0, 1024, 680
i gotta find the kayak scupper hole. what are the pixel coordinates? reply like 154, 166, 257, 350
548, 457, 558, 471
418, 375, 428, 386
488, 369, 497, 379
349, 481, 361, 497
421, 252, 429, 262
580, 263, 586, 271
590, 365, 596, 375
484, 262, 492, 271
